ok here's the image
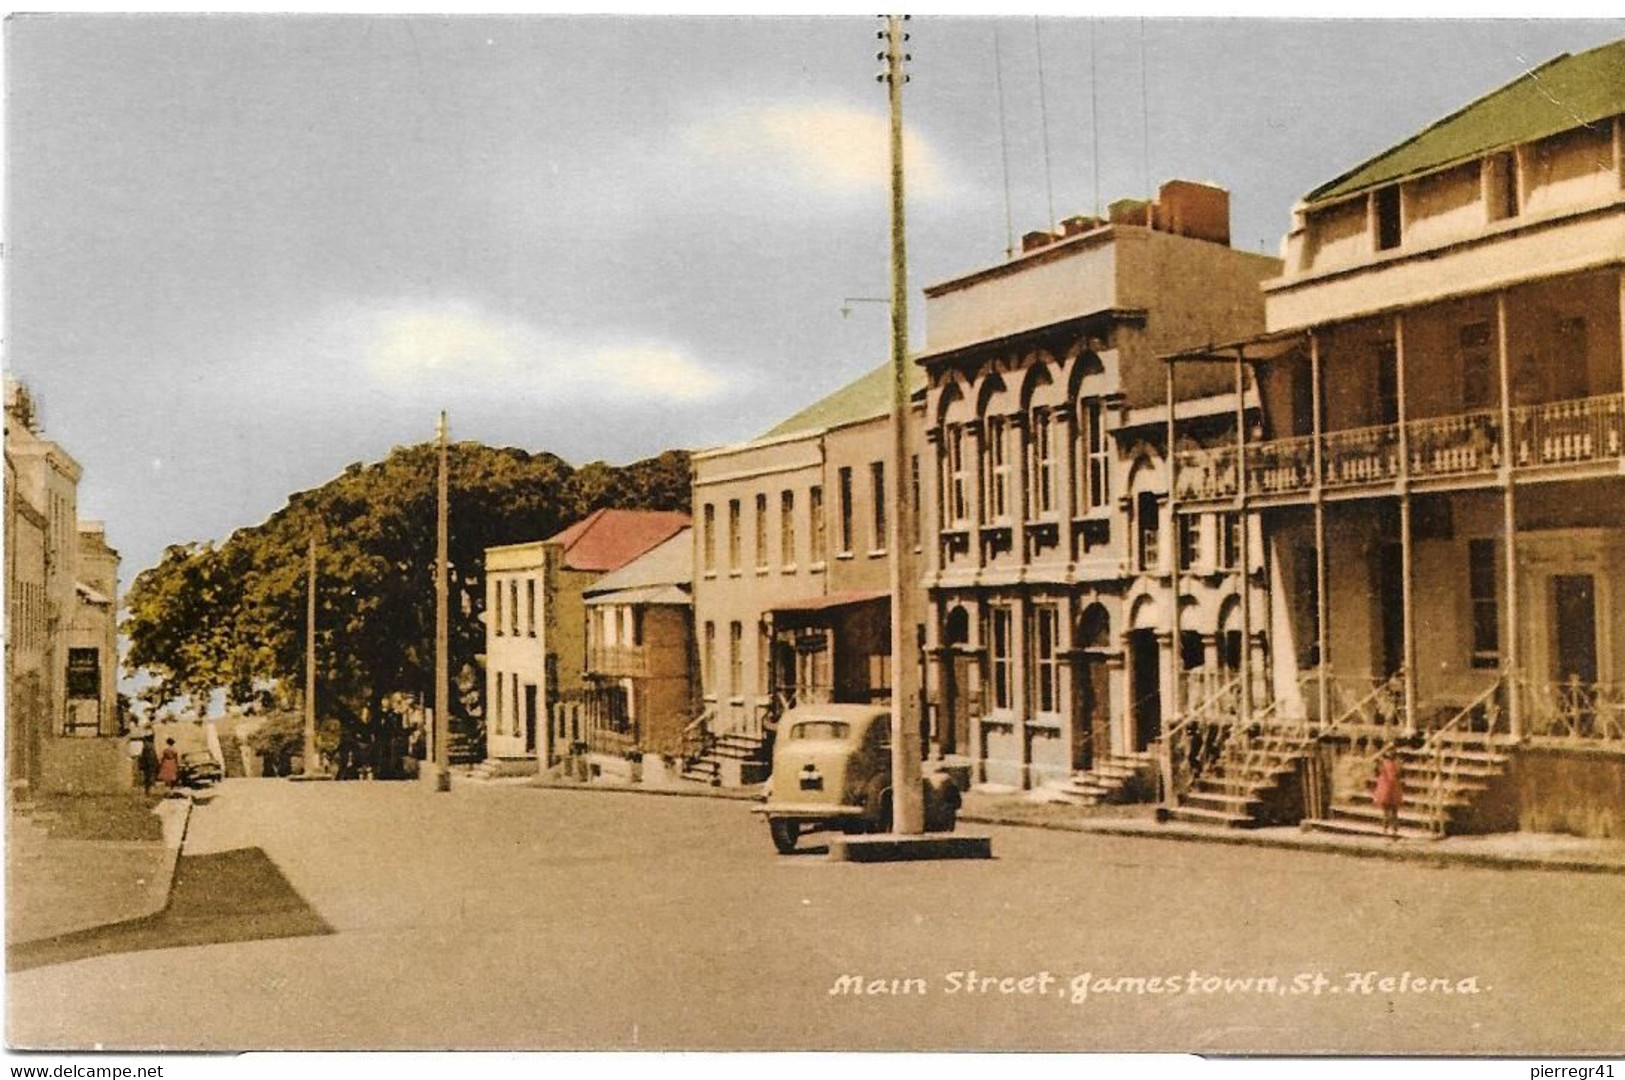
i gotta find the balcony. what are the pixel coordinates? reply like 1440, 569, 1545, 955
1174, 392, 1623, 506
586, 644, 650, 678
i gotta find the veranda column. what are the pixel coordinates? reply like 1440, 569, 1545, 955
1497, 291, 1522, 739
1395, 313, 1418, 735
1166, 360, 1183, 732
1235, 348, 1253, 725
1311, 333, 1330, 728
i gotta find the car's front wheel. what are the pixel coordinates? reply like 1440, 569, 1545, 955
769, 818, 799, 854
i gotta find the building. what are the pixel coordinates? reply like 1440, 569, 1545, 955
917, 180, 1283, 793
483, 508, 689, 770
4, 379, 125, 794
1167, 40, 1625, 837
688, 362, 928, 783
578, 528, 695, 761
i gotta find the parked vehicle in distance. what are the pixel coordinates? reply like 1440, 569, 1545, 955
179, 750, 224, 787
753, 704, 961, 853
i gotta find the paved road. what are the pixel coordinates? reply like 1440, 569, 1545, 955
8, 779, 1622, 1053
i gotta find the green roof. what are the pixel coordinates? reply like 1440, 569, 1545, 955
1308, 38, 1625, 204
760, 360, 926, 439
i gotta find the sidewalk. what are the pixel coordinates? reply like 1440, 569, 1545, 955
6, 793, 192, 947
958, 788, 1625, 875
522, 772, 1625, 874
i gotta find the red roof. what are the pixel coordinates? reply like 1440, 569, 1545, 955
544, 508, 691, 573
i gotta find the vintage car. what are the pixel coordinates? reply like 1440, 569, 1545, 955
179, 750, 224, 787
753, 704, 961, 853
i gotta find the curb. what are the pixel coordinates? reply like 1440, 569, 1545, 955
956, 811, 1625, 876
144, 795, 195, 920
530, 779, 763, 803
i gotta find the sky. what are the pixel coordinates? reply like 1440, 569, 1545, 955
7, 15, 1624, 583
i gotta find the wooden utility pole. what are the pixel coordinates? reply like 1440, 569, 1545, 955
884, 14, 924, 835
304, 532, 318, 775
433, 411, 451, 791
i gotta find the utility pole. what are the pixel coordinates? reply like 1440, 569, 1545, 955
303, 532, 318, 775
432, 411, 451, 792
882, 13, 924, 836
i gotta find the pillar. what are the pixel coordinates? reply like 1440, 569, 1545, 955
1396, 312, 1417, 734
1497, 291, 1522, 739
1166, 360, 1182, 731
1235, 347, 1253, 725
1310, 332, 1330, 727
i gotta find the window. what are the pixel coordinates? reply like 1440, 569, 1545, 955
1557, 316, 1589, 399
1081, 400, 1109, 510
1136, 491, 1161, 571
869, 461, 886, 552
702, 504, 716, 573
494, 672, 505, 735
780, 490, 795, 566
1486, 151, 1519, 222
1220, 512, 1243, 571
1295, 545, 1321, 667
512, 672, 520, 738
989, 605, 1014, 711
703, 622, 716, 695
947, 426, 970, 525
1030, 410, 1055, 517
510, 580, 520, 636
727, 499, 741, 572
1177, 514, 1200, 572
1374, 184, 1402, 251
986, 417, 1009, 521
867, 652, 893, 696
525, 579, 536, 636
755, 493, 769, 569
1459, 322, 1494, 410
1031, 604, 1060, 714
809, 485, 826, 563
493, 578, 504, 636
909, 454, 922, 546
1469, 538, 1499, 668
728, 621, 743, 698
1376, 342, 1399, 426
759, 624, 772, 693
837, 467, 854, 554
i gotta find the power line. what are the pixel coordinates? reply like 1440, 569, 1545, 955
1034, 16, 1055, 232
1090, 18, 1102, 220
993, 26, 1015, 258
1139, 17, 1153, 221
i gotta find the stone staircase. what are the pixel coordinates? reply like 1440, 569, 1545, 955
1046, 753, 1153, 806
681, 729, 768, 787
1165, 726, 1314, 828
1302, 739, 1510, 841
460, 756, 539, 782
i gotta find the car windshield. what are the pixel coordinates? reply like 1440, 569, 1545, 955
788, 720, 850, 742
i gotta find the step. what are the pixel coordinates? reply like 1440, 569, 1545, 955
1327, 803, 1457, 829
1165, 804, 1256, 828
1181, 791, 1263, 811
1399, 748, 1508, 766
1301, 816, 1441, 842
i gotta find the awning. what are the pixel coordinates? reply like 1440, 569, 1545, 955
1159, 328, 1308, 366
583, 584, 690, 607
75, 581, 112, 605
769, 589, 887, 615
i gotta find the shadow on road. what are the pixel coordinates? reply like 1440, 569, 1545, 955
8, 847, 333, 973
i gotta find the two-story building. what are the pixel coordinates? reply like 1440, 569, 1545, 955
1167, 39, 1625, 838
483, 508, 689, 771
918, 181, 1282, 795
688, 362, 928, 783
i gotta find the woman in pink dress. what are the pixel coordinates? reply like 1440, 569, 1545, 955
1373, 745, 1404, 839
156, 738, 181, 790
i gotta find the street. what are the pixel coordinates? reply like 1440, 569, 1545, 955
8, 779, 1622, 1054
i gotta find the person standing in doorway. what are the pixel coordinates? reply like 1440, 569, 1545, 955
1373, 744, 1404, 840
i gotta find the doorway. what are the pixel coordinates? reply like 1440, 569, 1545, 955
1129, 629, 1162, 751
1552, 575, 1599, 686
1073, 604, 1112, 769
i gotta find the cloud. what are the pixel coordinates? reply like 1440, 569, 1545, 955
682, 103, 952, 203
329, 300, 734, 405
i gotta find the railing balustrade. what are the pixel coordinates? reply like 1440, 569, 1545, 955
1512, 393, 1625, 468
586, 644, 650, 676
1246, 434, 1316, 497
1407, 409, 1500, 478
1321, 423, 1401, 488
1522, 678, 1625, 745
1173, 446, 1238, 502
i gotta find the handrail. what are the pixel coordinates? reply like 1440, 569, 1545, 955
1329, 668, 1406, 730
1417, 677, 1503, 836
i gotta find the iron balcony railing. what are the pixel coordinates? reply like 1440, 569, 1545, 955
1521, 678, 1625, 745
1174, 392, 1624, 504
585, 644, 650, 677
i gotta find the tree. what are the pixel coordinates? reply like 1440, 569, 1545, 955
123, 442, 691, 771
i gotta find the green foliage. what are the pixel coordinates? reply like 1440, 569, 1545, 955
122, 443, 690, 758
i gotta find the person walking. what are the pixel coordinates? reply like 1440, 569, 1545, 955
156, 738, 181, 791
138, 734, 159, 795
1373, 744, 1404, 840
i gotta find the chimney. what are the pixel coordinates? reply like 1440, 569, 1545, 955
1157, 180, 1230, 245
1058, 214, 1102, 237
1108, 198, 1154, 227
1021, 229, 1056, 253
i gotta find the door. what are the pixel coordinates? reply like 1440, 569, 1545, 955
523, 684, 538, 754
1552, 575, 1599, 686
942, 653, 974, 757
1377, 541, 1404, 679
1129, 629, 1162, 751
1072, 654, 1111, 770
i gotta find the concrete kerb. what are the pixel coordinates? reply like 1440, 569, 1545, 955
519, 777, 1623, 875
146, 793, 195, 919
